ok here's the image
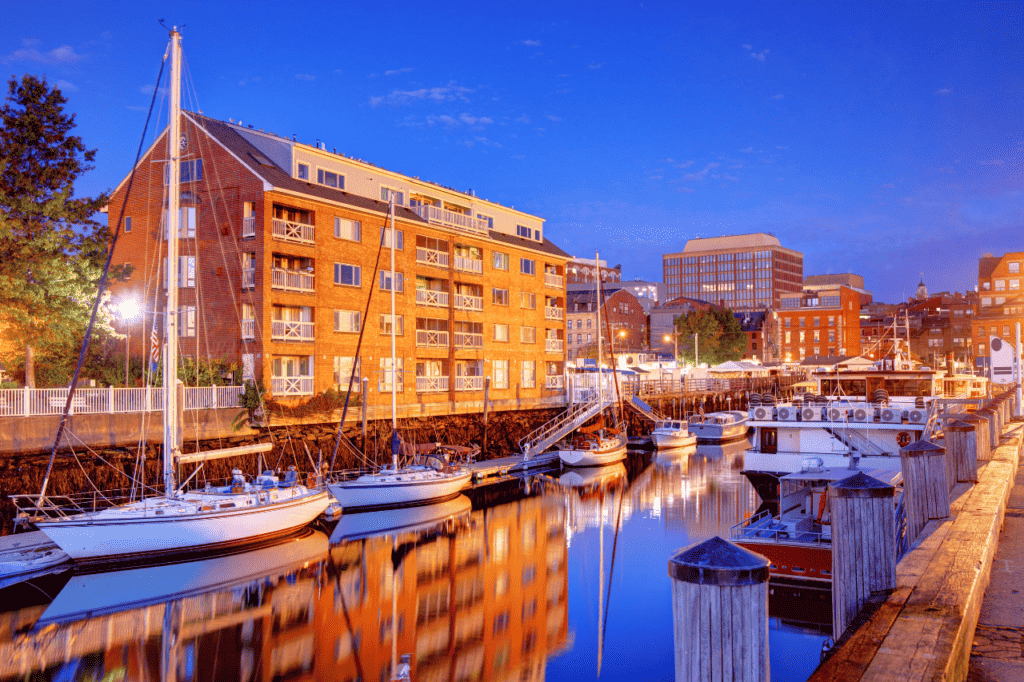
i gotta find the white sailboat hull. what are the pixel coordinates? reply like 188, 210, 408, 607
650, 431, 697, 449
558, 434, 628, 467
328, 468, 472, 510
35, 490, 330, 562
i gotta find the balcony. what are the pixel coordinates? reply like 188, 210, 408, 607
411, 204, 489, 235
453, 294, 483, 311
242, 216, 256, 238
455, 376, 484, 391
271, 320, 314, 342
241, 319, 255, 339
545, 375, 565, 390
454, 255, 483, 275
416, 330, 449, 348
271, 268, 315, 293
271, 376, 314, 396
242, 267, 255, 288
454, 332, 483, 349
545, 338, 564, 353
272, 219, 315, 245
545, 273, 563, 288
416, 248, 449, 269
416, 376, 450, 393
544, 306, 564, 321
416, 289, 449, 308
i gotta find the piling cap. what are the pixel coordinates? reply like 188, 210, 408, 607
900, 439, 945, 456
667, 536, 769, 586
947, 419, 975, 433
960, 413, 986, 424
831, 471, 895, 498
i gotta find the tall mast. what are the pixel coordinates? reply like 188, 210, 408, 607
595, 251, 603, 412
164, 28, 181, 498
389, 194, 398, 471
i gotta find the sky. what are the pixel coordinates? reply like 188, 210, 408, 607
2, 1, 1021, 304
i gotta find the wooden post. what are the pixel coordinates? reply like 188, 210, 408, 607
961, 413, 991, 462
900, 439, 949, 543
830, 471, 897, 641
668, 536, 770, 682
361, 376, 368, 443
482, 376, 490, 457
979, 406, 1000, 447
946, 420, 978, 484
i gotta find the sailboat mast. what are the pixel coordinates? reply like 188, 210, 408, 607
389, 194, 398, 470
164, 28, 182, 498
595, 251, 603, 412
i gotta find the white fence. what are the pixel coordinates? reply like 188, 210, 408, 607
0, 386, 246, 417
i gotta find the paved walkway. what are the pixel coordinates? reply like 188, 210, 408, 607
969, 420, 1024, 681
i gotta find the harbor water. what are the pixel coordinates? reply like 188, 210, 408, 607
0, 440, 830, 681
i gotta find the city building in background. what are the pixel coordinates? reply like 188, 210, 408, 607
774, 285, 862, 361
662, 233, 803, 311
565, 256, 621, 285
803, 273, 873, 306
581, 279, 666, 315
974, 252, 1024, 369
566, 289, 647, 363
649, 296, 716, 358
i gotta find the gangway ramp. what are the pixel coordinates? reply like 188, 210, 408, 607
626, 396, 665, 422
519, 397, 605, 461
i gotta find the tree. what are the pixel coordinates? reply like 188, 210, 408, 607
672, 308, 748, 367
0, 75, 115, 387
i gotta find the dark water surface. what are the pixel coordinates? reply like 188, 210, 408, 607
0, 441, 829, 681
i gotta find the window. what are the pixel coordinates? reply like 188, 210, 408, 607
492, 288, 509, 306
335, 217, 361, 241
813, 317, 821, 327
493, 251, 509, 270
178, 306, 196, 337
166, 159, 203, 183
317, 168, 343, 189
334, 357, 360, 388
799, 318, 806, 327
124, 216, 132, 233
494, 324, 509, 342
334, 263, 361, 287
521, 292, 536, 309
165, 206, 196, 239
380, 314, 404, 335
477, 213, 494, 229
521, 258, 535, 275
785, 331, 791, 343
379, 227, 404, 250
297, 163, 309, 180
379, 270, 404, 292
1011, 279, 1021, 290
493, 359, 509, 389
828, 316, 835, 327
995, 279, 1006, 291
379, 357, 404, 392
517, 225, 533, 239
799, 331, 806, 343
577, 333, 582, 344
522, 360, 536, 388
380, 186, 405, 204
179, 256, 195, 287
334, 310, 361, 333
521, 326, 537, 344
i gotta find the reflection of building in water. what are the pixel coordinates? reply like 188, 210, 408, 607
321, 492, 569, 682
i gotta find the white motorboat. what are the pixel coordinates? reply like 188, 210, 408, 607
686, 410, 749, 442
649, 419, 698, 449
558, 431, 628, 468
18, 29, 329, 563
0, 530, 70, 589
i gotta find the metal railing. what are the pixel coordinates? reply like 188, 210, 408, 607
410, 204, 489, 234
416, 330, 449, 347
544, 273, 563, 288
453, 294, 483, 311
272, 218, 315, 245
416, 289, 449, 308
455, 376, 484, 391
0, 386, 245, 417
241, 319, 256, 339
271, 268, 315, 293
242, 216, 256, 238
416, 248, 449, 268
416, 376, 449, 393
271, 319, 315, 342
545, 375, 565, 390
242, 267, 255, 288
270, 376, 314, 396
454, 256, 483, 275
454, 332, 483, 349
544, 306, 564, 321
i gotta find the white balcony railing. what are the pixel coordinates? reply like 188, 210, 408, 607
271, 376, 314, 396
241, 319, 255, 339
455, 376, 484, 391
453, 294, 483, 311
242, 216, 256, 238
544, 306, 564, 321
272, 219, 315, 245
544, 273, 563, 288
454, 255, 483, 275
0, 386, 244, 417
416, 289, 449, 308
545, 375, 565, 390
545, 338, 565, 353
271, 319, 314, 342
271, 268, 315, 293
242, 268, 255, 288
416, 376, 449, 393
416, 248, 449, 269
454, 332, 484, 349
410, 204, 489, 235
416, 330, 450, 347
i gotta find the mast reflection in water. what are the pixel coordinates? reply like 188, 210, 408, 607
0, 438, 829, 682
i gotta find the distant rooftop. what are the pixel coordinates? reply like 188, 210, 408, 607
680, 232, 782, 253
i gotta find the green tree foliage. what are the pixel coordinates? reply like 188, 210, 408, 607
0, 75, 117, 387
672, 308, 748, 366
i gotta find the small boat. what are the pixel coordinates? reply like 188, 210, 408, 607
0, 530, 71, 589
558, 430, 628, 468
687, 410, 749, 442
650, 419, 698, 449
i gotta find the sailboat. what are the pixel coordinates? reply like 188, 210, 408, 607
557, 250, 627, 468
22, 28, 329, 563
326, 194, 471, 510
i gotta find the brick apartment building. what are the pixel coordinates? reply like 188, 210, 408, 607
774, 285, 862, 361
565, 289, 647, 363
975, 252, 1024, 366
106, 113, 570, 406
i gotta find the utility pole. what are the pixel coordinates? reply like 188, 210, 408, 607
694, 332, 699, 367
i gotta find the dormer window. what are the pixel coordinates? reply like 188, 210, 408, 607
317, 168, 344, 189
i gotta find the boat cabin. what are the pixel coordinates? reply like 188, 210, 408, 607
815, 370, 940, 401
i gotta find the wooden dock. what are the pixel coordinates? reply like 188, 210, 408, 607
468, 451, 560, 480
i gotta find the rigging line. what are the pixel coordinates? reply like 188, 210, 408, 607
600, 483, 624, 659
64, 430, 164, 496
38, 44, 170, 504
598, 269, 626, 429
330, 202, 396, 472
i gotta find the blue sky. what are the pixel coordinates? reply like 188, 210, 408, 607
3, 1, 1021, 303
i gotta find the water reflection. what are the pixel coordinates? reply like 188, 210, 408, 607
0, 442, 828, 682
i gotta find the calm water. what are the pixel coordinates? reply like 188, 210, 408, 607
0, 441, 830, 682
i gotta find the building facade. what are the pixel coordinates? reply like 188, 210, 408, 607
649, 296, 716, 358
565, 257, 621, 286
975, 252, 1024, 365
661, 233, 803, 311
774, 286, 862, 361
803, 273, 873, 306
565, 289, 647, 363
106, 113, 570, 406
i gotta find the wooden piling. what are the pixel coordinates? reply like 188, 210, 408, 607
946, 420, 978, 484
900, 440, 950, 544
829, 471, 897, 641
979, 407, 1000, 447
961, 412, 991, 462
668, 536, 771, 682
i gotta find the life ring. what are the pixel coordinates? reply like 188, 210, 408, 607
896, 431, 911, 448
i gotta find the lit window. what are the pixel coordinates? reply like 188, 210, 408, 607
334, 217, 361, 241
493, 251, 509, 270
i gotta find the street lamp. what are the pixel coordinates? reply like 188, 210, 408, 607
664, 333, 678, 363
119, 299, 140, 386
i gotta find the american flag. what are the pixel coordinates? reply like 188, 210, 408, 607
698, 402, 705, 417
149, 322, 160, 373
